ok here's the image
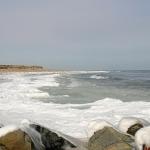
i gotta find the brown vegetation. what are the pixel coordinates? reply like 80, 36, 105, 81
0, 65, 48, 72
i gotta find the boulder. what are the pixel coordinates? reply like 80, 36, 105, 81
0, 121, 85, 150
88, 127, 134, 150
118, 117, 149, 136
87, 120, 112, 138
127, 123, 143, 136
0, 129, 32, 150
135, 126, 150, 150
29, 123, 76, 150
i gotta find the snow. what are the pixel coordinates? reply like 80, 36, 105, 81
118, 117, 150, 133
0, 125, 18, 138
87, 119, 113, 138
135, 126, 150, 150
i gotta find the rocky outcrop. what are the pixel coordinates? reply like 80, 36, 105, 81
88, 127, 134, 150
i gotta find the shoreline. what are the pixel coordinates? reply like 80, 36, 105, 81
0, 65, 49, 72
0, 69, 48, 73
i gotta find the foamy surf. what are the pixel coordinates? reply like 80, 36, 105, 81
90, 75, 108, 80
0, 72, 150, 139
64, 70, 110, 75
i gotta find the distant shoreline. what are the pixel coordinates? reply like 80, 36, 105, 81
0, 65, 49, 72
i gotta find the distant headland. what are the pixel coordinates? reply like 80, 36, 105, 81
0, 65, 48, 72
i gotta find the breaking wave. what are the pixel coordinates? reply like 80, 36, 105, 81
90, 75, 108, 80
0, 72, 150, 139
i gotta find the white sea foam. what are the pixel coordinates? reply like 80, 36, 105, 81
0, 72, 59, 103
1, 73, 150, 139
90, 75, 108, 80
65, 71, 109, 75
68, 79, 80, 88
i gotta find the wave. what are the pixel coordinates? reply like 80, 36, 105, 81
1, 73, 150, 139
90, 75, 108, 80
1, 96, 150, 139
65, 70, 110, 75
0, 72, 60, 103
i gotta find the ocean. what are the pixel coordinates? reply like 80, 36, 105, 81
0, 70, 150, 138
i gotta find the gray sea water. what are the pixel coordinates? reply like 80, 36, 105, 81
39, 70, 150, 104
0, 70, 150, 138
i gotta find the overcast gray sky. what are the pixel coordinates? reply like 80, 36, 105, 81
0, 0, 150, 70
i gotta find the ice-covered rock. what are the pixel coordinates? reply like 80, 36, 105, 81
87, 120, 113, 138
88, 126, 134, 150
135, 126, 150, 150
0, 126, 33, 150
118, 117, 150, 136
0, 125, 18, 138
30, 123, 76, 150
20, 120, 80, 150
0, 121, 80, 150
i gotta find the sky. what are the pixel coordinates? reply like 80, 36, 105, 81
0, 0, 150, 70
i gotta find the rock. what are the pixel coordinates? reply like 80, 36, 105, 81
127, 123, 143, 136
0, 129, 32, 150
118, 117, 149, 136
29, 123, 76, 150
143, 145, 150, 150
88, 127, 134, 150
135, 126, 150, 150
20, 120, 85, 149
87, 120, 113, 138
